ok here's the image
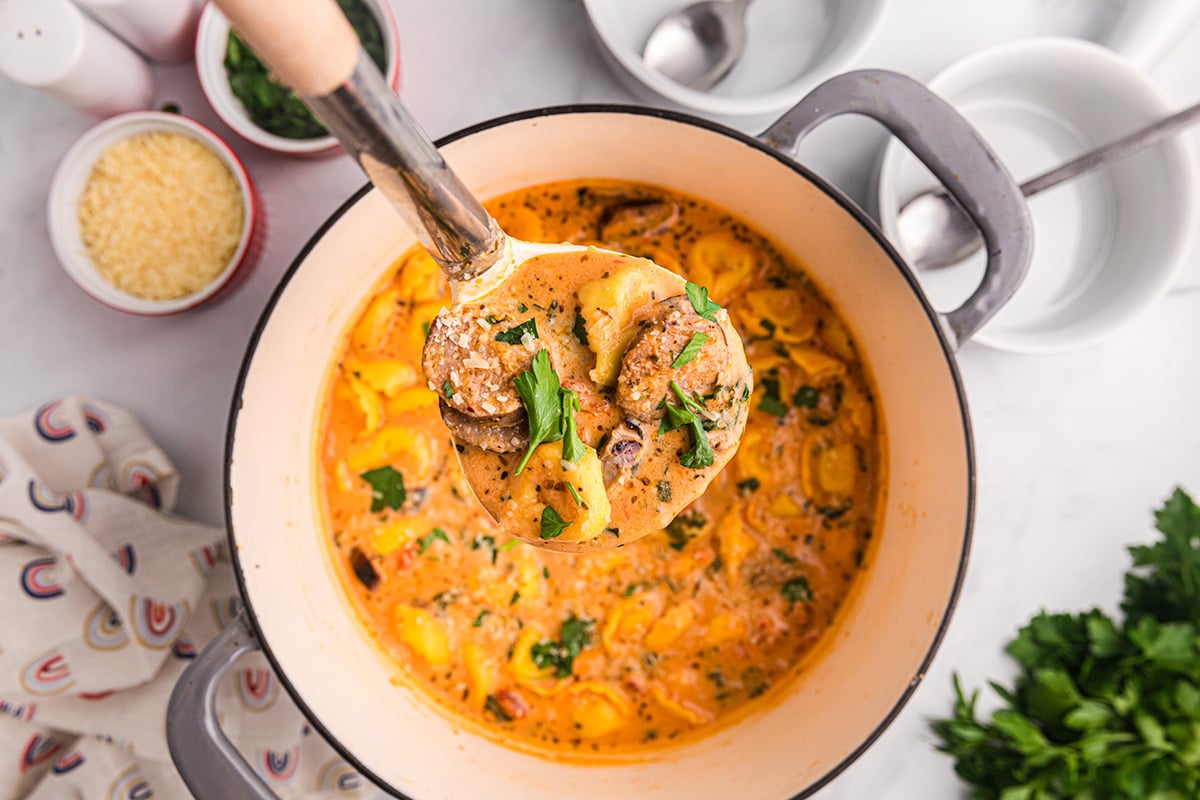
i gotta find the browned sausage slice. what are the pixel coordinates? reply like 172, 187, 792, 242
616, 296, 730, 422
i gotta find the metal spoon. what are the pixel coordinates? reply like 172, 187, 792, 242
897, 99, 1200, 270
642, 0, 753, 91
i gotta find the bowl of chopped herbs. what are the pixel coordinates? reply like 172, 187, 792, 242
194, 0, 399, 155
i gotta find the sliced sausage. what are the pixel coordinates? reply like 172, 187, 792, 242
616, 296, 730, 422
422, 303, 538, 418
439, 402, 528, 454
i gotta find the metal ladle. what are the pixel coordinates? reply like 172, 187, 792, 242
211, 0, 752, 551
642, 0, 753, 91
897, 99, 1200, 270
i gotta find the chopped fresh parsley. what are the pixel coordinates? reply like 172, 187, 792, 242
663, 381, 715, 469
665, 510, 707, 551
772, 547, 798, 564
759, 318, 777, 337
566, 481, 583, 507
471, 534, 497, 564
514, 350, 563, 473
758, 375, 790, 417
514, 350, 589, 472
418, 528, 449, 554
572, 313, 589, 345
738, 477, 761, 492
530, 614, 593, 678
559, 388, 585, 463
671, 332, 709, 368
540, 505, 572, 540
484, 314, 501, 324
495, 318, 538, 344
657, 480, 673, 503
472, 609, 490, 627
360, 466, 405, 512
443, 380, 454, 398
517, 303, 528, 313
499, 539, 522, 554
793, 385, 820, 409
484, 694, 512, 722
658, 397, 695, 435
421, 321, 431, 339
509, 590, 520, 605
685, 281, 721, 321
782, 576, 812, 604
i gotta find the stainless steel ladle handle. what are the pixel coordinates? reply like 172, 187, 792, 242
760, 70, 1035, 347
213, 0, 504, 281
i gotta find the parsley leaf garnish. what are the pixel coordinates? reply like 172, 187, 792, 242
671, 332, 709, 369
540, 505, 572, 540
667, 381, 714, 469
418, 528, 449, 554
566, 482, 583, 507
530, 614, 593, 677
559, 388, 585, 463
572, 313, 589, 345
514, 350, 588, 472
781, 576, 812, 604
793, 385, 819, 409
772, 547, 797, 564
495, 318, 538, 344
471, 534, 497, 564
443, 380, 454, 398
514, 349, 563, 473
685, 281, 721, 321
758, 375, 790, 417
360, 466, 405, 512
665, 510, 706, 551
484, 694, 512, 722
472, 609, 490, 627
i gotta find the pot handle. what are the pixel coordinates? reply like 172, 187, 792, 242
166, 612, 280, 800
759, 69, 1034, 347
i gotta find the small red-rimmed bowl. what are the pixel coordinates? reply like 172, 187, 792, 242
47, 111, 263, 316
194, 0, 401, 157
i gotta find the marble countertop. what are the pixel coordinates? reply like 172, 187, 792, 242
3, 1, 1200, 797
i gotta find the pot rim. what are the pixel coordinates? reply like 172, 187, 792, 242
223, 103, 976, 800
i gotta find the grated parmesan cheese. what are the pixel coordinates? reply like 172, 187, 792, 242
77, 130, 245, 301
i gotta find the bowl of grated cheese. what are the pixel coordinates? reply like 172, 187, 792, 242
47, 110, 261, 315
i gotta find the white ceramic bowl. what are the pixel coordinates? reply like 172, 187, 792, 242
194, 0, 400, 156
582, 0, 888, 119
875, 37, 1197, 353
47, 111, 261, 315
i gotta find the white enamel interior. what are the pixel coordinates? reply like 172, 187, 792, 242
228, 111, 971, 799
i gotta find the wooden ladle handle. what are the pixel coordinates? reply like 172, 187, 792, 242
211, 0, 358, 97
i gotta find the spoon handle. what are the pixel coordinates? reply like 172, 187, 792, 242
1020, 99, 1200, 197
212, 0, 503, 281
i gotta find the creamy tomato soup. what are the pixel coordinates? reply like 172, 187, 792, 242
318, 179, 885, 756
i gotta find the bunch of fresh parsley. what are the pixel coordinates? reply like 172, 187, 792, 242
931, 488, 1200, 799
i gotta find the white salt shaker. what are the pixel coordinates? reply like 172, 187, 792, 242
73, 0, 201, 64
0, 0, 156, 118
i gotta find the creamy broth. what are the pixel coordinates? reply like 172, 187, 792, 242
318, 179, 885, 756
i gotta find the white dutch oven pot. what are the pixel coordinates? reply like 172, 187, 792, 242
168, 72, 1033, 799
